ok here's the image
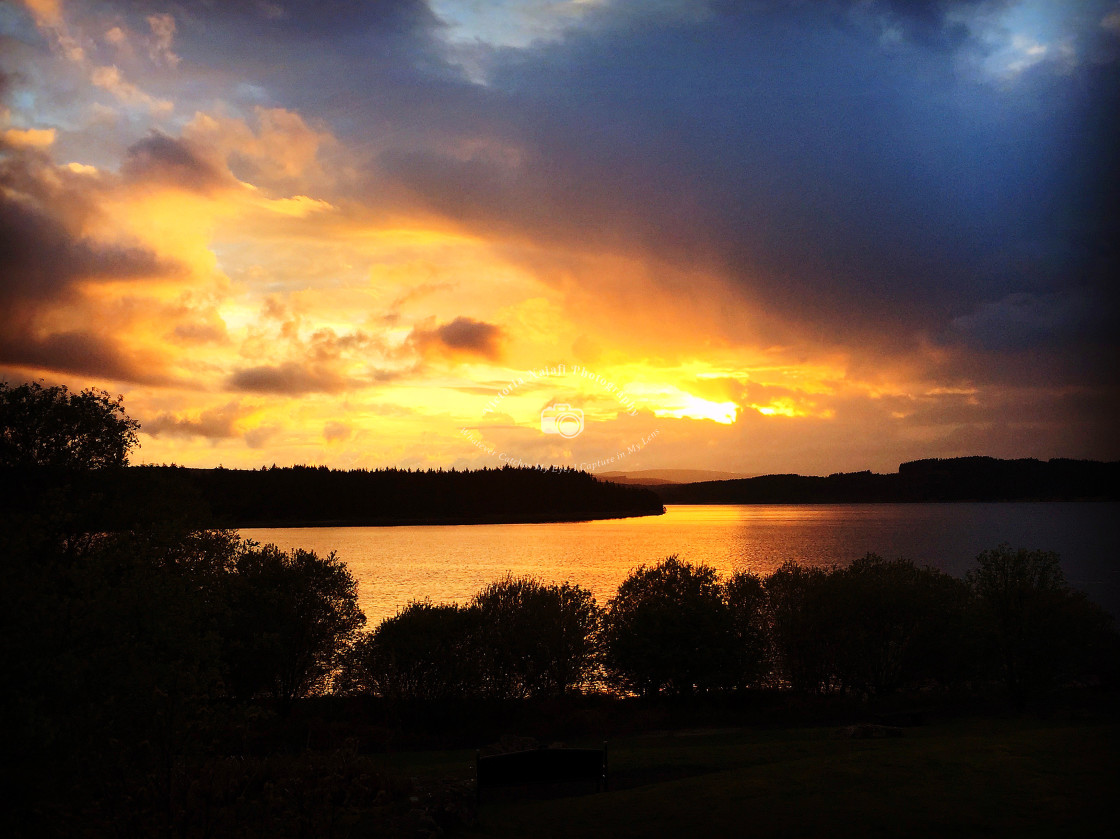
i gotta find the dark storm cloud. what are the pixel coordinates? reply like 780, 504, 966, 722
122, 131, 230, 192
0, 327, 168, 384
453, 5, 1115, 340
61, 1, 1120, 363
226, 362, 347, 395
232, 0, 1104, 364
946, 290, 1111, 354
408, 316, 504, 361
164, 0, 460, 121
169, 0, 438, 37
0, 192, 167, 302
847, 0, 990, 50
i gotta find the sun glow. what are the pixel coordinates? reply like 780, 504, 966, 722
652, 393, 739, 425
750, 398, 836, 419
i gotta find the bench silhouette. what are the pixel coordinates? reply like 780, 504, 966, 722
476, 744, 607, 799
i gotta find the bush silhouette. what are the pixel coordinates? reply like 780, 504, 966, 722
967, 544, 1116, 706
724, 570, 770, 689
603, 556, 736, 696
341, 600, 485, 703
222, 543, 366, 704
826, 555, 974, 695
344, 577, 601, 702
763, 562, 839, 693
472, 575, 601, 698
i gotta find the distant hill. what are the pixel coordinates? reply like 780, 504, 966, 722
599, 468, 753, 486
655, 457, 1120, 504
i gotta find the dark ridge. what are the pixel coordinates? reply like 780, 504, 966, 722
653, 457, 1120, 504
0, 464, 664, 528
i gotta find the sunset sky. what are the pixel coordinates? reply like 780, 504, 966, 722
2, 0, 1117, 476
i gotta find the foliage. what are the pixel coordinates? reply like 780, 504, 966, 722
343, 577, 601, 703
121, 462, 664, 525
658, 457, 1120, 503
4, 476, 366, 832
4, 523, 234, 836
0, 380, 140, 469
967, 544, 1116, 705
723, 571, 769, 688
471, 575, 601, 698
340, 600, 485, 703
603, 556, 736, 695
223, 543, 366, 704
826, 555, 974, 695
5, 378, 1119, 833
763, 562, 841, 693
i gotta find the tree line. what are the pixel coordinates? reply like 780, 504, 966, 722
657, 456, 1120, 503
128, 462, 665, 525
343, 549, 1117, 708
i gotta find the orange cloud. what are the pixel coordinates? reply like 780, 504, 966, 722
4, 0, 1113, 475
145, 401, 246, 439
2, 127, 56, 148
183, 107, 335, 190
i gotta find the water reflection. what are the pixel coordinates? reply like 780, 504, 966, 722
241, 502, 1119, 626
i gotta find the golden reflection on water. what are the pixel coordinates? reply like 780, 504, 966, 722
240, 502, 1118, 627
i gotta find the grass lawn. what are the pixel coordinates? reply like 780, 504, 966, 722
450, 716, 1118, 838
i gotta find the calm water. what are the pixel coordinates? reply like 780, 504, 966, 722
241, 503, 1120, 626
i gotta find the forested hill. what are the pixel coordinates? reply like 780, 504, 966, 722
655, 457, 1120, 504
114, 464, 665, 526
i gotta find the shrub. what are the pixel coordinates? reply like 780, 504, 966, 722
222, 544, 366, 704
763, 562, 839, 693
341, 601, 484, 702
603, 556, 736, 696
967, 544, 1117, 705
724, 571, 770, 689
828, 555, 974, 695
472, 575, 601, 698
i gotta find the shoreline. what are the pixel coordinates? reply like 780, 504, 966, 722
230, 507, 666, 529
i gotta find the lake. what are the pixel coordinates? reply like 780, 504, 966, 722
241, 502, 1120, 627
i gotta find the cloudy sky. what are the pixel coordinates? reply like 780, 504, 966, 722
2, 0, 1117, 475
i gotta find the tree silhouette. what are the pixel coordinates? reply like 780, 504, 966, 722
827, 555, 973, 695
1, 380, 140, 469
724, 571, 769, 689
603, 556, 736, 696
223, 543, 366, 704
472, 575, 601, 698
341, 601, 485, 703
967, 544, 1115, 706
